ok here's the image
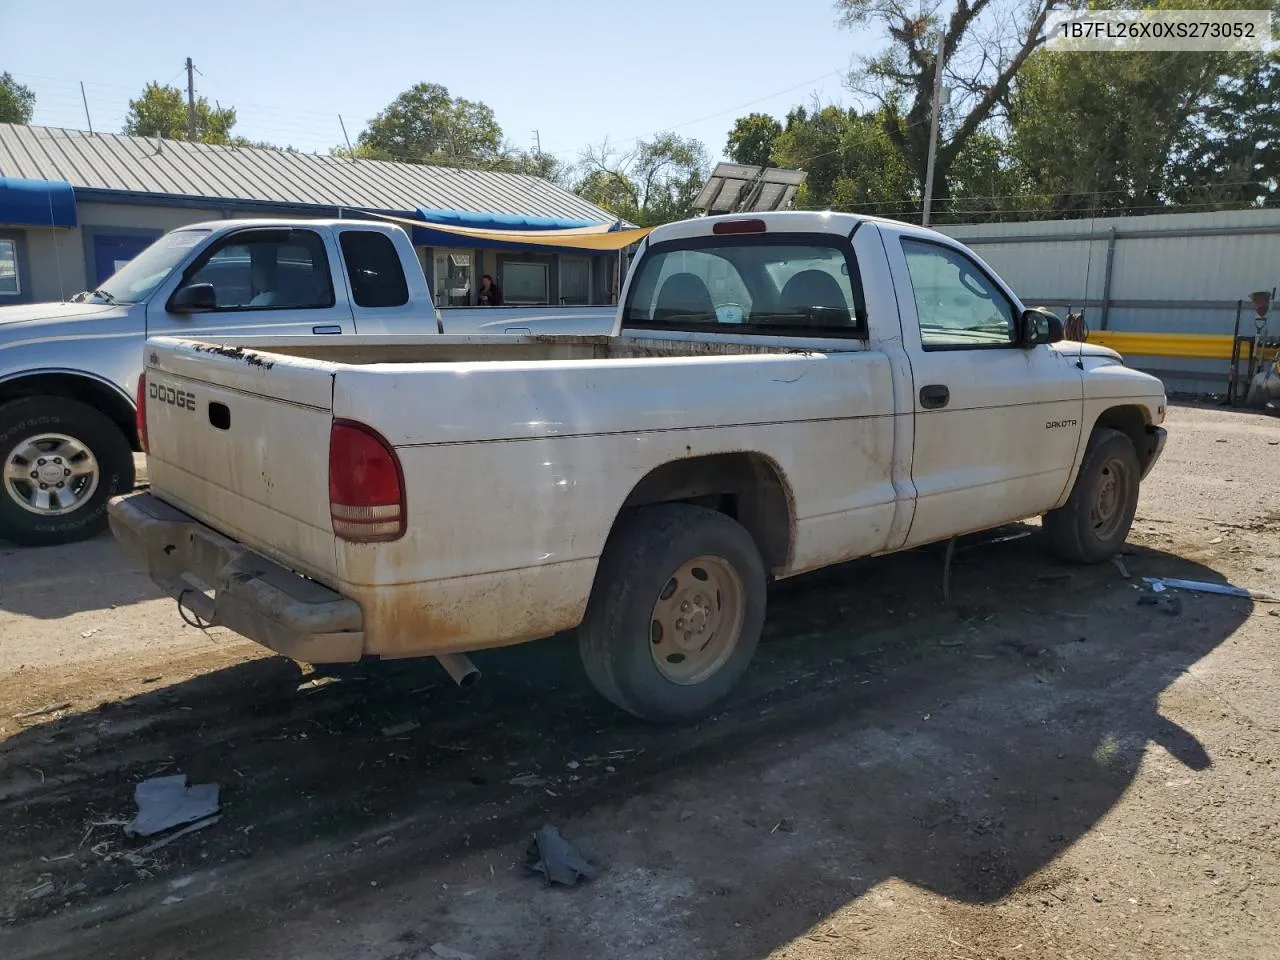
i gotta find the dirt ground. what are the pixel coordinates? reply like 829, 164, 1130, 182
1, 403, 1278, 960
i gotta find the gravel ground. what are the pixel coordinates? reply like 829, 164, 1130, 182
1, 403, 1278, 960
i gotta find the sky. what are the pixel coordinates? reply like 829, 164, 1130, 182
2, 0, 879, 165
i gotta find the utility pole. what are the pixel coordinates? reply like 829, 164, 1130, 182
185, 57, 197, 142
921, 29, 945, 227
80, 81, 93, 135
532, 129, 542, 154
338, 115, 355, 156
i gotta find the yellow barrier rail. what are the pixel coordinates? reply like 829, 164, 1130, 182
1085, 331, 1235, 360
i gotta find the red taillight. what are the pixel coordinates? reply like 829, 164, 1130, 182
136, 374, 148, 453
328, 420, 405, 542
712, 218, 767, 235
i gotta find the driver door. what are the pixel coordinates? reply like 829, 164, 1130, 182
147, 227, 353, 339
893, 236, 1083, 547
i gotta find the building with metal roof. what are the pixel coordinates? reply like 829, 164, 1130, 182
0, 123, 624, 308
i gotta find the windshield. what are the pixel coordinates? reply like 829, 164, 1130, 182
90, 229, 211, 304
623, 238, 864, 336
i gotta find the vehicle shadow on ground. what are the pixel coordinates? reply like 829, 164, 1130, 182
0, 531, 160, 621
0, 532, 1252, 959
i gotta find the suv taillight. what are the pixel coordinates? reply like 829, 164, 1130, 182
136, 374, 148, 453
328, 419, 406, 542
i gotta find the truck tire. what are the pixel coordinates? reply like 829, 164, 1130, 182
1042, 427, 1140, 564
0, 396, 135, 547
577, 503, 767, 723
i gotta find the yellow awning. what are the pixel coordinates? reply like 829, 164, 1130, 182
363, 211, 654, 251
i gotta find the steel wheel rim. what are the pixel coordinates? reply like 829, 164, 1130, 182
649, 554, 746, 685
1090, 456, 1132, 540
2, 433, 100, 517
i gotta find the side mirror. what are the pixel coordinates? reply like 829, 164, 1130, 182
1019, 307, 1064, 348
169, 282, 217, 314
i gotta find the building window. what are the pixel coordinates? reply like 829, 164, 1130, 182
339, 230, 409, 308
503, 261, 549, 305
0, 239, 19, 296
89, 230, 162, 286
433, 250, 473, 307
559, 256, 591, 305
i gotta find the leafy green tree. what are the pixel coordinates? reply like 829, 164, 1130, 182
575, 133, 709, 225
1166, 52, 1280, 209
836, 0, 1062, 208
0, 72, 35, 124
756, 104, 914, 217
123, 82, 237, 144
942, 130, 1047, 222
1006, 0, 1277, 218
503, 148, 571, 186
726, 113, 783, 167
356, 82, 504, 165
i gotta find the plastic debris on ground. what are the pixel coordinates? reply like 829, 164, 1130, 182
431, 946, 477, 960
380, 721, 420, 737
509, 772, 548, 788
525, 825, 597, 886
1142, 576, 1278, 603
12, 701, 72, 720
124, 774, 220, 838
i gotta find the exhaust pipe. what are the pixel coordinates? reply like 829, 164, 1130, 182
436, 652, 480, 688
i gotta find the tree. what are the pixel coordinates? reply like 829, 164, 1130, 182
943, 130, 1046, 221
503, 148, 571, 186
726, 113, 783, 167
123, 82, 237, 144
1166, 52, 1280, 209
356, 83, 504, 165
0, 72, 35, 124
837, 0, 1062, 208
738, 103, 914, 217
575, 133, 709, 225
1006, 0, 1278, 219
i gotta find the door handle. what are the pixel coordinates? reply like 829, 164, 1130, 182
312, 324, 342, 335
919, 384, 950, 409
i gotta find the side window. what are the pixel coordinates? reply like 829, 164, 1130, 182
186, 230, 334, 310
900, 238, 1016, 349
339, 230, 409, 308
0, 238, 21, 296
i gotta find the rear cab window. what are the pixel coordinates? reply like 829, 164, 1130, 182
623, 234, 867, 337
339, 230, 409, 308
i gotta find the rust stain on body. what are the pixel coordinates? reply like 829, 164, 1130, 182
192, 343, 276, 369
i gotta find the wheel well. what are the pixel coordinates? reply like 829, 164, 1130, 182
1094, 405, 1156, 471
0, 374, 139, 451
619, 452, 793, 572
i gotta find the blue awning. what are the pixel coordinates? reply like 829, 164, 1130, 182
411, 207, 622, 253
0, 177, 77, 228
417, 208, 604, 231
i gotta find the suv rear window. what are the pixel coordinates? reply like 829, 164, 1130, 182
623, 236, 866, 336
339, 230, 409, 308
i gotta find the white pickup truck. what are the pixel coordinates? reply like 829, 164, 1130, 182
109, 211, 1167, 721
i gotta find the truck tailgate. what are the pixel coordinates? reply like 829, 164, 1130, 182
141, 338, 339, 582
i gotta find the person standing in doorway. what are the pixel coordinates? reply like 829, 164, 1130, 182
479, 273, 503, 306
